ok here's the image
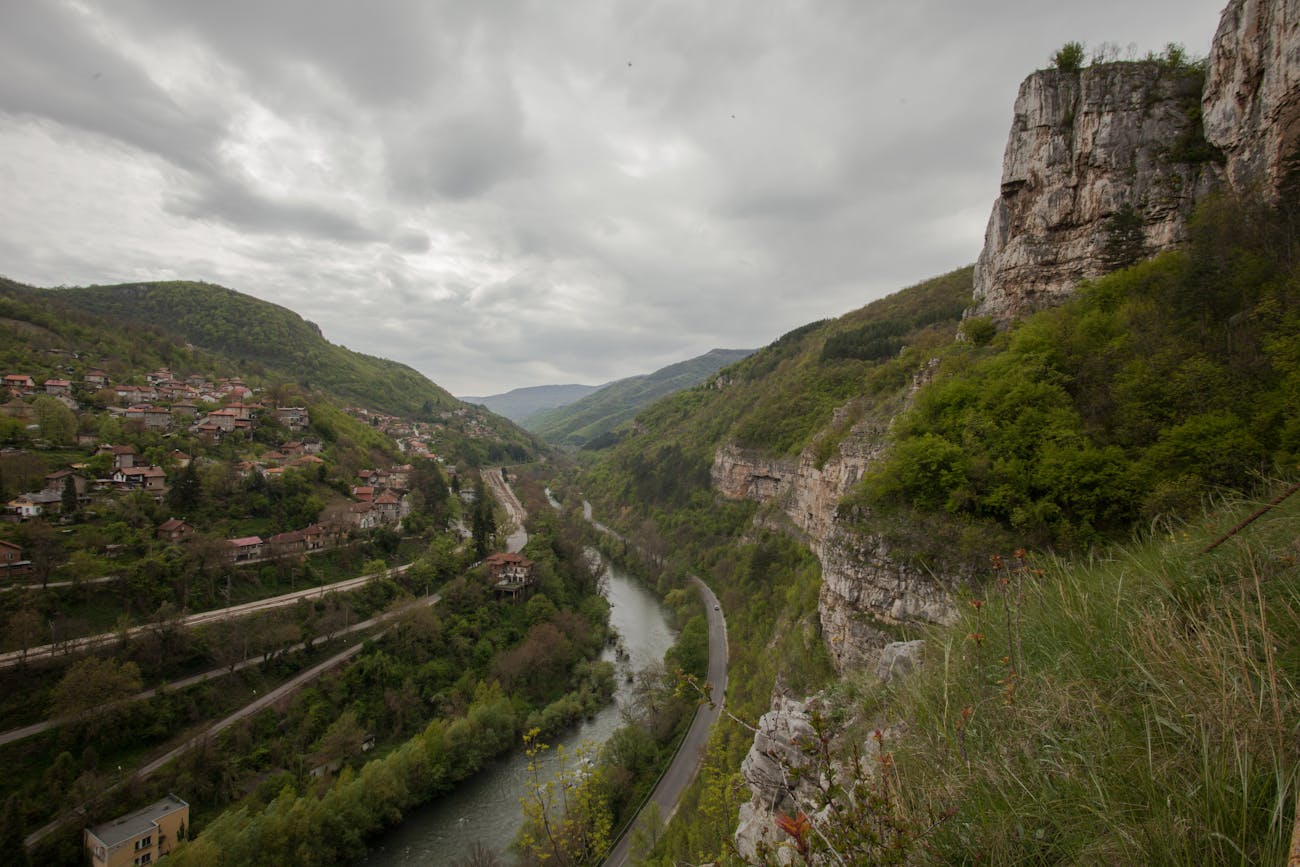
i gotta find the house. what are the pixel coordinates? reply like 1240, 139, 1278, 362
227, 536, 264, 563
2, 374, 35, 395
156, 518, 194, 543
302, 522, 343, 552
387, 465, 413, 490
84, 368, 109, 388
43, 470, 87, 498
145, 368, 173, 385
143, 407, 172, 431
374, 490, 403, 524
113, 466, 167, 493
170, 403, 198, 419
98, 445, 137, 470
8, 491, 61, 519
351, 485, 375, 503
349, 502, 379, 530
43, 378, 72, 397
85, 793, 189, 867
168, 450, 192, 468
193, 421, 224, 443
268, 529, 306, 559
201, 409, 239, 432
276, 406, 309, 430
486, 552, 536, 599
0, 540, 31, 576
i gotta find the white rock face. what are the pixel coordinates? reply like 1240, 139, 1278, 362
734, 696, 817, 862
1203, 0, 1300, 191
712, 408, 955, 673
875, 640, 926, 683
970, 63, 1221, 320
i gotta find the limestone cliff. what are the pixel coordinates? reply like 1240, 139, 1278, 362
1203, 0, 1300, 192
971, 0, 1300, 321
712, 402, 956, 673
969, 62, 1221, 320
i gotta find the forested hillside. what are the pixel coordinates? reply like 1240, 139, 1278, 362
526, 347, 756, 448
573, 191, 1300, 864
45, 281, 457, 419
581, 267, 972, 511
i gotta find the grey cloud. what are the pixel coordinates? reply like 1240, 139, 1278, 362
164, 177, 381, 243
388, 109, 541, 201
0, 3, 222, 173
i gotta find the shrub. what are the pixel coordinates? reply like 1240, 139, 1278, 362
1051, 41, 1085, 71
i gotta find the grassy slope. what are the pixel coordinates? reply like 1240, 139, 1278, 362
44, 280, 458, 418
843, 488, 1300, 864
526, 348, 757, 447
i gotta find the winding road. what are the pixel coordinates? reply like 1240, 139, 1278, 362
576, 494, 729, 867
603, 575, 728, 867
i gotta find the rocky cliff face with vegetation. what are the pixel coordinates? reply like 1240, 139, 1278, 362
969, 61, 1221, 320
721, 0, 1300, 856
971, 0, 1300, 322
712, 371, 957, 674
1203, 0, 1300, 191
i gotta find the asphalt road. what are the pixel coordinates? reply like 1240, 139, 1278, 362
603, 575, 728, 867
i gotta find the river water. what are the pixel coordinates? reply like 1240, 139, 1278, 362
363, 554, 677, 865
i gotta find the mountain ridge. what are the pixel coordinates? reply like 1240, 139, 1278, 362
460, 383, 602, 423
525, 347, 756, 448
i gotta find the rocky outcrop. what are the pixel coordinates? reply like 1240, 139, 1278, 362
713, 407, 956, 672
734, 695, 913, 862
1204, 0, 1300, 192
711, 414, 884, 550
734, 696, 818, 863
971, 0, 1300, 322
969, 62, 1221, 320
876, 640, 926, 683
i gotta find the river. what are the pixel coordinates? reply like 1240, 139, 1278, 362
363, 553, 677, 865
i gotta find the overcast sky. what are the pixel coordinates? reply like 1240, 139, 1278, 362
0, 1, 1227, 396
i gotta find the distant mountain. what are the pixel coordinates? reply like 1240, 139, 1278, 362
46, 281, 458, 419
526, 348, 755, 448
461, 383, 602, 423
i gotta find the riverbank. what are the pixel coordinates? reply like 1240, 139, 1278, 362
363, 551, 678, 864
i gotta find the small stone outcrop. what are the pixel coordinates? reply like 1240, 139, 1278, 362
969, 62, 1221, 321
875, 639, 925, 683
734, 696, 818, 863
1203, 0, 1300, 192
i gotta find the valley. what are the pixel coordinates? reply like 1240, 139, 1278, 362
1, 0, 1299, 865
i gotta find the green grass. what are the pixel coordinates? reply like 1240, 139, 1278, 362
825, 484, 1300, 864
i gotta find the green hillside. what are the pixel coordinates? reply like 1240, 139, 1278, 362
46, 281, 457, 419
525, 348, 755, 447
572, 193, 1300, 865
579, 266, 973, 508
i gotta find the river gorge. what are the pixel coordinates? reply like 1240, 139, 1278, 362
364, 552, 678, 865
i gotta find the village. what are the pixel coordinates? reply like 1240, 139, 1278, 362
0, 361, 507, 591
0, 356, 545, 866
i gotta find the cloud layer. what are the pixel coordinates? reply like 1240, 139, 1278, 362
0, 0, 1226, 394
